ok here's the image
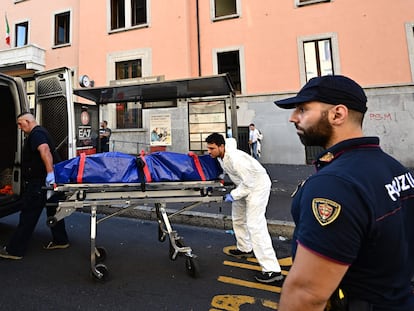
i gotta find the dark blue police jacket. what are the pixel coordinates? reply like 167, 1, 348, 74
291, 137, 414, 310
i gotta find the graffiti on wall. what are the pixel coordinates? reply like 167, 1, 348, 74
368, 112, 393, 121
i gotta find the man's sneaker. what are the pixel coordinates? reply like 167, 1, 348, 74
255, 271, 284, 284
0, 247, 23, 260
43, 242, 70, 250
228, 248, 254, 259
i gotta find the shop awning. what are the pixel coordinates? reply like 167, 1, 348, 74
73, 74, 235, 105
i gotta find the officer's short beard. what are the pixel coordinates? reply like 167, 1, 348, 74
297, 111, 332, 149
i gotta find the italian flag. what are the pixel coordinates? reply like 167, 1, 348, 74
5, 14, 10, 46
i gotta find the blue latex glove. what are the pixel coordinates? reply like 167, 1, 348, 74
45, 172, 55, 187
224, 193, 234, 202
45, 172, 55, 200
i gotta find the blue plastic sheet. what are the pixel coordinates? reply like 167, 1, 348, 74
54, 151, 222, 184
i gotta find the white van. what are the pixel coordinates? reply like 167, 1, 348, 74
0, 67, 76, 217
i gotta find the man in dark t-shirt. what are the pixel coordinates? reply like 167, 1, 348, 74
99, 120, 111, 152
0, 112, 69, 260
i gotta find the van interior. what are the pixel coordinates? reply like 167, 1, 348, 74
0, 83, 22, 215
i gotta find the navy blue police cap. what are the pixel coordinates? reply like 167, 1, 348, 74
274, 75, 367, 113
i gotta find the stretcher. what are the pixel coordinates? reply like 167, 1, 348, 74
47, 180, 226, 281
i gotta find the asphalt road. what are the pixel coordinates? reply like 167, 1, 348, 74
86, 164, 315, 241
0, 211, 292, 311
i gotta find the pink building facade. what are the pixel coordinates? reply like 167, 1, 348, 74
1, 0, 414, 166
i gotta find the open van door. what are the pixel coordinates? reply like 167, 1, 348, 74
0, 67, 76, 218
0, 73, 29, 217
34, 67, 76, 161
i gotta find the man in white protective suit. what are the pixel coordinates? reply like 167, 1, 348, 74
205, 132, 284, 285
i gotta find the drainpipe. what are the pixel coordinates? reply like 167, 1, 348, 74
196, 0, 201, 76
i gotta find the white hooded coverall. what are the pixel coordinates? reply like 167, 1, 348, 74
218, 138, 281, 273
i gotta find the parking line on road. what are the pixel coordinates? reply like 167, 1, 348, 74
223, 260, 289, 276
223, 246, 292, 267
223, 260, 261, 271
217, 275, 282, 293
210, 295, 278, 310
246, 256, 292, 267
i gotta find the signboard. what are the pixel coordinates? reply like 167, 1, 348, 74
150, 114, 171, 146
75, 104, 99, 155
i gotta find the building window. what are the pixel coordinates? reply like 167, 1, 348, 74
110, 0, 148, 31
115, 59, 143, 129
188, 101, 226, 154
54, 11, 70, 45
303, 39, 333, 81
132, 0, 147, 26
116, 59, 142, 79
298, 33, 340, 85
405, 22, 414, 82
296, 0, 331, 7
298, 34, 339, 164
217, 50, 241, 93
111, 0, 125, 29
15, 21, 28, 47
212, 0, 240, 20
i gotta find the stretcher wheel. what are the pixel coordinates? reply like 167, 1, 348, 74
46, 216, 57, 227
92, 263, 109, 282
185, 256, 199, 278
95, 247, 107, 263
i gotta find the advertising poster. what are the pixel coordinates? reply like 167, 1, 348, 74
75, 104, 99, 155
150, 114, 171, 146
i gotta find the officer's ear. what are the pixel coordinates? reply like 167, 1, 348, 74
330, 104, 348, 124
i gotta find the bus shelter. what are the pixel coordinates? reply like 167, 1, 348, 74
74, 74, 237, 154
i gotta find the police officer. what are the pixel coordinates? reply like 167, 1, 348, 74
274, 75, 414, 310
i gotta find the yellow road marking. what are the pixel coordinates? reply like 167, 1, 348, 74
246, 257, 259, 263
223, 260, 289, 276
215, 245, 288, 309
223, 260, 289, 275
276, 257, 292, 266
210, 295, 255, 311
245, 256, 292, 267
262, 299, 278, 309
210, 295, 278, 311
223, 260, 261, 271
223, 245, 292, 268
217, 276, 282, 293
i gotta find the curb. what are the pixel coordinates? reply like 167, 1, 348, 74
88, 205, 295, 240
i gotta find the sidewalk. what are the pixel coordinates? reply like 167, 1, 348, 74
98, 164, 315, 239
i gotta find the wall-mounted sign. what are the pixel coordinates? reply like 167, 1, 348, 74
150, 114, 171, 146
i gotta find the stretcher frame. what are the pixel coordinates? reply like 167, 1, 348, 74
47, 180, 225, 281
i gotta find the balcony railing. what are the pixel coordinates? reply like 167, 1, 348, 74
0, 44, 45, 71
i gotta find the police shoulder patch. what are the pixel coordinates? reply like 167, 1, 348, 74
312, 198, 341, 226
